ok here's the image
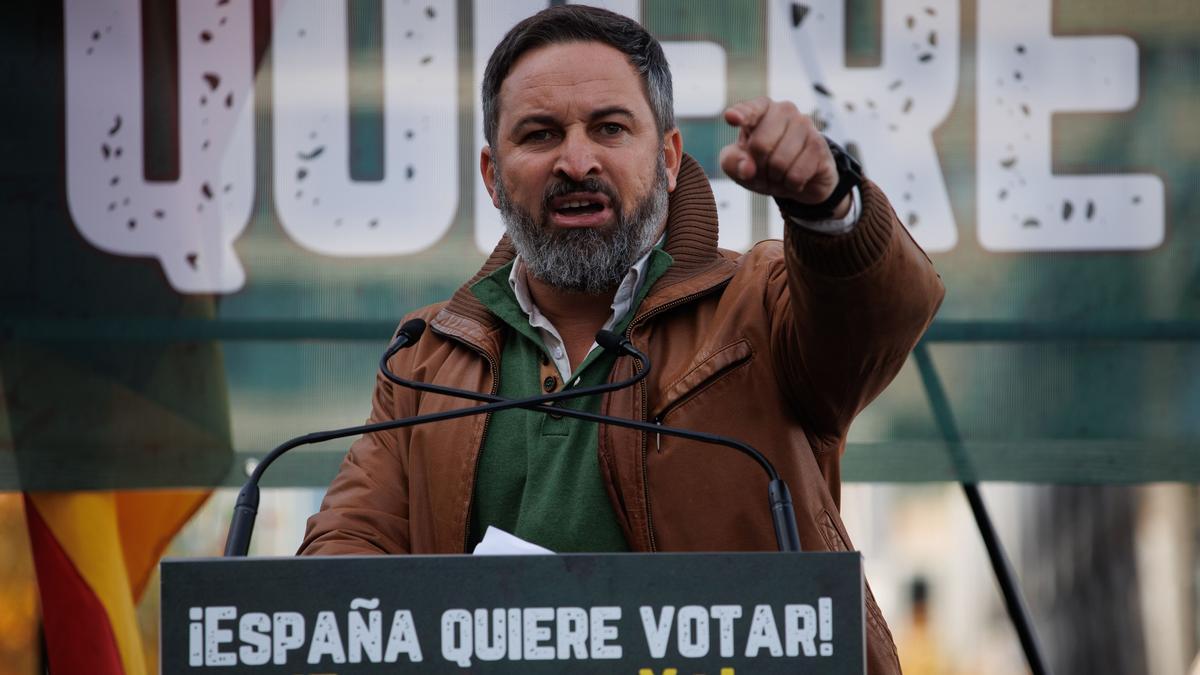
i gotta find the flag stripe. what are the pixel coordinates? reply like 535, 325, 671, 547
116, 489, 210, 598
26, 493, 146, 675
25, 494, 127, 675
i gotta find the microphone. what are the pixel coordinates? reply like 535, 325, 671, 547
224, 321, 801, 555
223, 322, 650, 557
380, 319, 649, 408
379, 322, 802, 553
385, 317, 426, 354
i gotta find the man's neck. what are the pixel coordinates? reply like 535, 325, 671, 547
525, 274, 615, 367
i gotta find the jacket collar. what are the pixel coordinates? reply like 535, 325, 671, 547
431, 154, 736, 354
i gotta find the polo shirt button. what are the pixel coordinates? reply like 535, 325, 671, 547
543, 376, 557, 392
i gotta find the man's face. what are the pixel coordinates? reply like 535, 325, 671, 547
482, 41, 682, 294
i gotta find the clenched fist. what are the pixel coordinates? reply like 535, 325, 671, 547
718, 97, 850, 219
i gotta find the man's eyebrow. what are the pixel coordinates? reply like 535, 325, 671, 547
588, 106, 636, 122
509, 107, 638, 135
511, 114, 559, 132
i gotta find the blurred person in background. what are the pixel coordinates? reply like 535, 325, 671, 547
897, 576, 949, 675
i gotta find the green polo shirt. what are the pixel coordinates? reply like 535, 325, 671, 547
467, 248, 672, 552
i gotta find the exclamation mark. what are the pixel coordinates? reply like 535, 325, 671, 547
188, 607, 203, 666
818, 597, 833, 656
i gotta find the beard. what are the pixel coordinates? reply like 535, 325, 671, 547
494, 155, 669, 295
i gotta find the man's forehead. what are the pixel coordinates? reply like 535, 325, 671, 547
498, 41, 649, 120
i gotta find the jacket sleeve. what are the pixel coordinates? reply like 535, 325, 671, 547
297, 367, 414, 555
770, 179, 945, 452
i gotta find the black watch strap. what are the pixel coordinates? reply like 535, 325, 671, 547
775, 137, 864, 221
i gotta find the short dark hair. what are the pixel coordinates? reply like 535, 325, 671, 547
481, 5, 675, 147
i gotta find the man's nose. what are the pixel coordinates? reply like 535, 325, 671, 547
552, 131, 601, 182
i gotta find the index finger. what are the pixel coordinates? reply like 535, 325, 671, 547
723, 97, 772, 131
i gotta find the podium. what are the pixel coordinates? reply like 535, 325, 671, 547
162, 552, 865, 673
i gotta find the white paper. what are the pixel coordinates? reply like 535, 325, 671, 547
472, 526, 554, 556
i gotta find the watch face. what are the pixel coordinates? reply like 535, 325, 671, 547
829, 141, 864, 181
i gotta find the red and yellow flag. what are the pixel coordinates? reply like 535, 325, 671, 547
24, 490, 208, 675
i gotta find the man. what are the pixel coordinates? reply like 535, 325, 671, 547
300, 6, 943, 673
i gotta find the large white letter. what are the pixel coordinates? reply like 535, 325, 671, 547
639, 605, 675, 659
743, 604, 783, 658
384, 610, 424, 663
676, 605, 710, 658
204, 606, 237, 666
768, 0, 959, 251
474, 608, 507, 662
273, 612, 306, 665
976, 0, 1163, 251
272, 0, 458, 256
441, 609, 474, 667
709, 605, 742, 658
590, 606, 623, 659
307, 611, 347, 664
238, 612, 272, 666
64, 0, 255, 293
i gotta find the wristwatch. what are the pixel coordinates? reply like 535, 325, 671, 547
774, 137, 864, 221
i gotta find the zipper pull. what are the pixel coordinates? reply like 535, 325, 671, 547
654, 416, 662, 453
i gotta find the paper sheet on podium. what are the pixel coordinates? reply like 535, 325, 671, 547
472, 526, 554, 555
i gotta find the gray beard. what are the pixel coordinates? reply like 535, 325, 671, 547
495, 157, 669, 295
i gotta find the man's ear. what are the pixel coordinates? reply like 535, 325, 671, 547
663, 127, 683, 192
480, 145, 501, 208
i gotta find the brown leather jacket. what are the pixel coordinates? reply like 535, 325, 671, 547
300, 155, 944, 674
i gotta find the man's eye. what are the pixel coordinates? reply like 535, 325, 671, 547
599, 123, 624, 136
524, 129, 554, 142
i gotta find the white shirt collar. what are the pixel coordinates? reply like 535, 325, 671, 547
507, 242, 658, 382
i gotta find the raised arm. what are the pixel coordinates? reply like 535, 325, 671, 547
720, 97, 944, 448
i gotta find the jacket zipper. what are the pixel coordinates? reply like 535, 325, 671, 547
652, 397, 693, 454
625, 279, 731, 553
429, 325, 501, 554
465, 356, 500, 553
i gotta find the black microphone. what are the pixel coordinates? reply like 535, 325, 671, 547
379, 322, 802, 553
225, 322, 801, 554
223, 323, 650, 557
385, 317, 426, 353
380, 319, 650, 408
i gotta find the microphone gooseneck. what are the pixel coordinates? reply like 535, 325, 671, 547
222, 318, 429, 557
380, 324, 802, 553
226, 320, 803, 555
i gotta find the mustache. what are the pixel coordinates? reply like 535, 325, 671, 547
541, 177, 620, 211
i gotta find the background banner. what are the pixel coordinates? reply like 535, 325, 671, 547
2, 0, 1198, 490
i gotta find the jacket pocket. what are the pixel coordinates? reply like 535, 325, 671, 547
650, 338, 755, 424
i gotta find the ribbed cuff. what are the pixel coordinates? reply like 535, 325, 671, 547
779, 186, 861, 235
784, 179, 895, 278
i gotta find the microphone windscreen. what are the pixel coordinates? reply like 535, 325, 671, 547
398, 318, 427, 342
594, 329, 625, 353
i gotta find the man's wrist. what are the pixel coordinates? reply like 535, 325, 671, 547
828, 194, 852, 220
778, 186, 862, 235
774, 138, 864, 222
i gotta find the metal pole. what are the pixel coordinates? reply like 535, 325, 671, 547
913, 342, 1051, 675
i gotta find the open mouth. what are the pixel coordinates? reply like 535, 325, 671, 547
546, 191, 614, 228
554, 199, 606, 216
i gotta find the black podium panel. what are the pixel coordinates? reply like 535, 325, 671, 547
162, 552, 864, 674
